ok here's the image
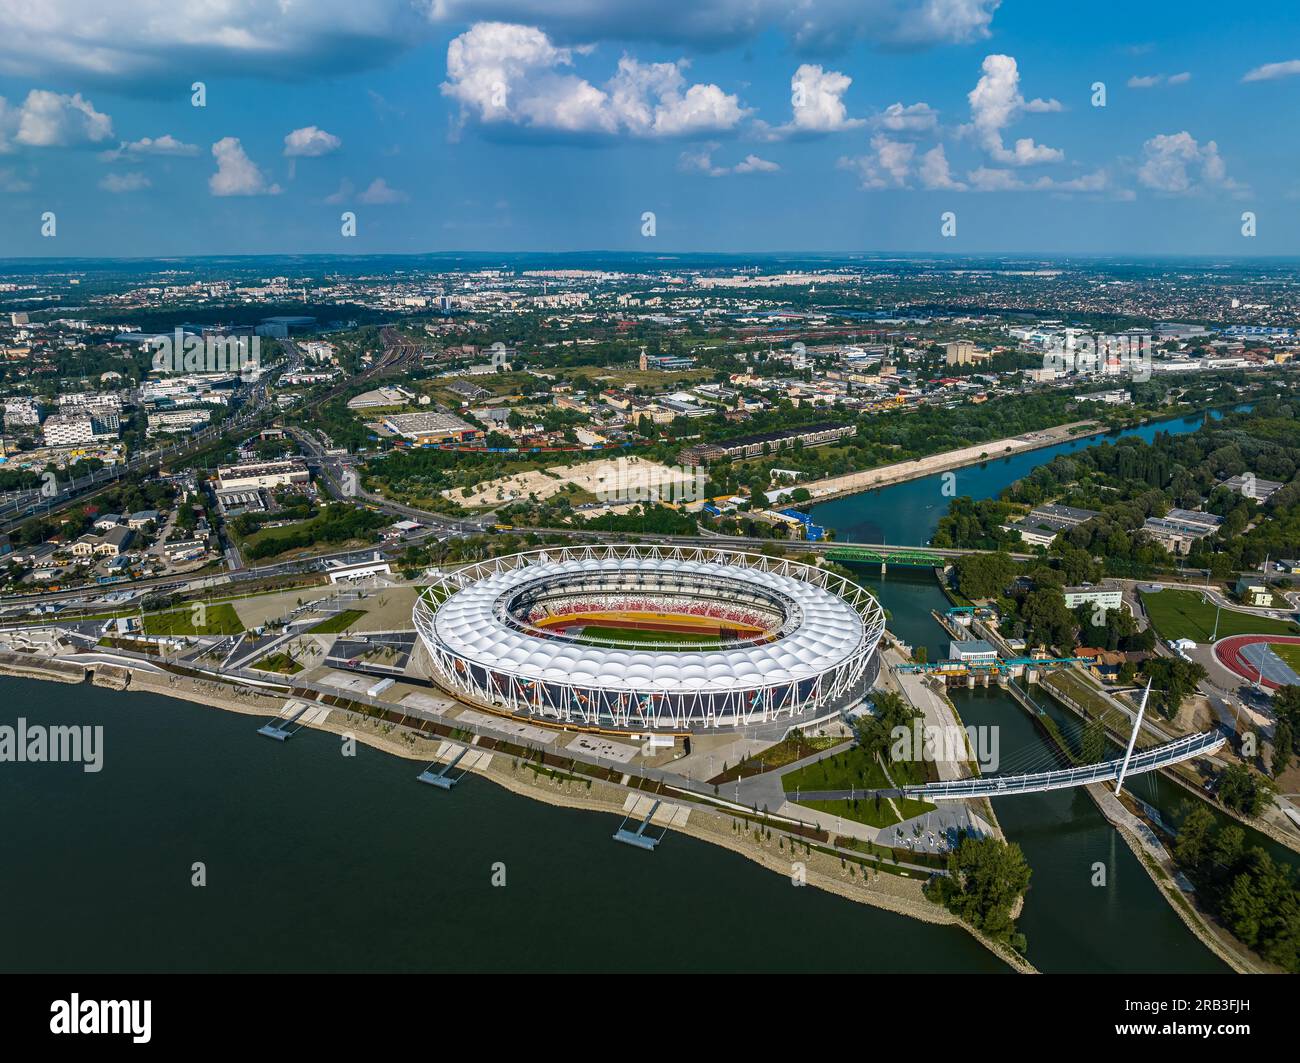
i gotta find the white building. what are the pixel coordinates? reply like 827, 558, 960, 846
147, 408, 212, 436
42, 411, 119, 447
1063, 584, 1123, 614
216, 460, 310, 491
325, 555, 391, 583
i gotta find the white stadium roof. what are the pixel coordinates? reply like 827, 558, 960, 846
425, 552, 875, 693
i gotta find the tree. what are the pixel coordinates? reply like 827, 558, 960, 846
1218, 763, 1276, 817
925, 834, 1032, 950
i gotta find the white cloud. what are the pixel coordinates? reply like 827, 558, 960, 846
734, 153, 778, 173
872, 101, 939, 133
121, 134, 198, 155
0, 2, 1003, 81
1137, 131, 1243, 194
679, 144, 778, 176
284, 126, 342, 157
1242, 58, 1300, 82
918, 144, 965, 189
358, 177, 407, 203
966, 54, 1062, 165
838, 134, 916, 189
0, 1, 428, 79
100, 133, 199, 161
0, 90, 113, 149
208, 137, 281, 196
441, 22, 746, 137
0, 167, 32, 192
324, 179, 354, 204
99, 171, 151, 193
782, 64, 862, 134
966, 166, 1109, 193
430, 1, 1000, 54
1128, 72, 1191, 88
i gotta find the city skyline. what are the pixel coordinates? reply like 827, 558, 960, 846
1, 0, 1299, 257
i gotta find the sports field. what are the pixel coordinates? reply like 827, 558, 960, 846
574, 625, 721, 648
1139, 588, 1299, 643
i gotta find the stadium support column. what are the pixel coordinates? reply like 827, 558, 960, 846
1115, 678, 1151, 799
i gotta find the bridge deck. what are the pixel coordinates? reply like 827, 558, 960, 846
785, 730, 1225, 803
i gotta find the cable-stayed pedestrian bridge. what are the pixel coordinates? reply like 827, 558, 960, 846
787, 729, 1226, 803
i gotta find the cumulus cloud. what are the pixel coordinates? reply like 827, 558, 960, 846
838, 134, 916, 189
679, 144, 778, 175
1242, 58, 1300, 82
917, 144, 965, 189
99, 171, 151, 193
872, 101, 939, 133
0, 90, 112, 150
1137, 131, 1243, 195
100, 133, 199, 161
208, 137, 281, 196
772, 64, 863, 136
441, 22, 747, 137
966, 54, 1062, 165
121, 134, 198, 155
284, 126, 342, 157
358, 177, 407, 203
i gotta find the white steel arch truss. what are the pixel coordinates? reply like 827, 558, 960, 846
412, 545, 884, 731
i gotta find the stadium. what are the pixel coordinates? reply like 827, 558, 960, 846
412, 544, 885, 733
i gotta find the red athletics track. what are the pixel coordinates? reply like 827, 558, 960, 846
1214, 634, 1300, 690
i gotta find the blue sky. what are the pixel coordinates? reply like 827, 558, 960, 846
2, 0, 1299, 258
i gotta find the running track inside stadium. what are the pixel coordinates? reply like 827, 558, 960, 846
1214, 634, 1300, 690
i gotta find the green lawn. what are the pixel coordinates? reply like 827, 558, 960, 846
308, 609, 367, 634
142, 603, 243, 636
1139, 588, 1300, 644
708, 734, 843, 783
1271, 643, 1300, 675
782, 745, 936, 827
252, 652, 302, 675
574, 625, 721, 648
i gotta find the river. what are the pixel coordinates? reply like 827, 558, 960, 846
809, 409, 1241, 547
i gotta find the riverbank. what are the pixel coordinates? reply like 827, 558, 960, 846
9, 656, 1035, 973
800, 419, 1100, 503
1092, 784, 1281, 974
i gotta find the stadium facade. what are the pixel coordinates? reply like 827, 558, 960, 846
412, 545, 884, 733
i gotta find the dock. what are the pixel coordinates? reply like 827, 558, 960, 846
416, 741, 493, 789
613, 795, 690, 850
256, 699, 319, 741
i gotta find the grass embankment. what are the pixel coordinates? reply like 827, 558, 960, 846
252, 652, 302, 675
308, 609, 367, 634
142, 603, 243, 636
709, 734, 844, 784
783, 746, 936, 828
1140, 588, 1299, 644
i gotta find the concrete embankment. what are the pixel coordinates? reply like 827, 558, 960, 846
1088, 783, 1277, 974
0, 652, 87, 684
799, 420, 1099, 503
